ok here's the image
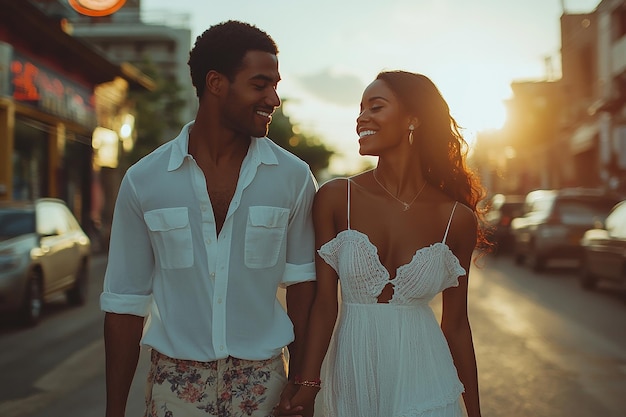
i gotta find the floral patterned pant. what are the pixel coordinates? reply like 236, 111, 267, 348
144, 349, 288, 417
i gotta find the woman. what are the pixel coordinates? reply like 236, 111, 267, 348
285, 71, 486, 417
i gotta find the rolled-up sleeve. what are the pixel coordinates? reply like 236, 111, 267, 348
281, 170, 317, 287
101, 172, 155, 316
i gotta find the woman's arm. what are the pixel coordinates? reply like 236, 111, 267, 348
441, 205, 482, 417
278, 181, 343, 416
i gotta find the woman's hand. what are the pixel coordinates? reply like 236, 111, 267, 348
286, 385, 319, 417
274, 382, 304, 417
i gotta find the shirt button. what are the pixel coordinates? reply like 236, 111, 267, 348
210, 272, 215, 278
220, 345, 224, 351
201, 204, 208, 211
217, 298, 222, 304
205, 238, 211, 244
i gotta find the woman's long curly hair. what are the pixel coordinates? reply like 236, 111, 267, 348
377, 70, 490, 249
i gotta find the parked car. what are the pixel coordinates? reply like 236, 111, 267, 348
484, 194, 526, 253
579, 200, 626, 294
510, 188, 620, 271
0, 198, 91, 326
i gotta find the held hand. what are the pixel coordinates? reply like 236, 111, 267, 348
288, 386, 319, 417
274, 382, 304, 417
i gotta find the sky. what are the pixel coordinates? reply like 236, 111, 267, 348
142, 0, 602, 174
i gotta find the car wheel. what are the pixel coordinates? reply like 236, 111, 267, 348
21, 269, 43, 326
579, 257, 597, 290
513, 242, 525, 265
528, 245, 546, 272
66, 259, 89, 306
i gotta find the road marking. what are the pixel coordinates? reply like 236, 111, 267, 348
0, 340, 104, 417
472, 266, 626, 414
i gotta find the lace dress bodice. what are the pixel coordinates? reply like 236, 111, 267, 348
318, 180, 465, 304
319, 230, 464, 304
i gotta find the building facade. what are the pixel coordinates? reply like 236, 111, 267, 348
474, 0, 626, 197
65, 0, 196, 132
594, 0, 626, 191
0, 0, 151, 236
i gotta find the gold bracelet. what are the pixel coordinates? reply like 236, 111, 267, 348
297, 380, 322, 388
294, 375, 322, 388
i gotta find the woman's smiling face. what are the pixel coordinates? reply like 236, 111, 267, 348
356, 79, 411, 156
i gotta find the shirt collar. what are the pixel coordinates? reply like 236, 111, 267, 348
167, 121, 279, 171
251, 135, 279, 167
167, 121, 194, 171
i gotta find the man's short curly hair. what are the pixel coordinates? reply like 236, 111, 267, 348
188, 20, 279, 98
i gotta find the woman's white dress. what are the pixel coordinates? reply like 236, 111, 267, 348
317, 181, 466, 417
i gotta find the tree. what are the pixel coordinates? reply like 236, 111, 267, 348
123, 59, 185, 167
268, 103, 334, 179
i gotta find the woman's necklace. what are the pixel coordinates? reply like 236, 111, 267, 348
373, 169, 427, 211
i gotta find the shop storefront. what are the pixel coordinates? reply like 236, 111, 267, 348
0, 46, 98, 227
0, 1, 152, 236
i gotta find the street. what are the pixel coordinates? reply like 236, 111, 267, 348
1, 253, 625, 417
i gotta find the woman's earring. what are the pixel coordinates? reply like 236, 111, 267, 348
408, 124, 415, 145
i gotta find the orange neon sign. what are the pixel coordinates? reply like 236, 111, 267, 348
68, 0, 126, 17
10, 54, 96, 126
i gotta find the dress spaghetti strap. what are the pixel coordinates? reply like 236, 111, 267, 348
346, 179, 351, 230
442, 202, 458, 244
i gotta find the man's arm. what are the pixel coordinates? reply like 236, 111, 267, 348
277, 281, 315, 417
286, 281, 316, 378
104, 312, 145, 417
283, 168, 318, 377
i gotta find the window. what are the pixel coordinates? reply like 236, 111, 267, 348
37, 203, 70, 236
612, 4, 626, 41
0, 210, 35, 237
557, 198, 619, 225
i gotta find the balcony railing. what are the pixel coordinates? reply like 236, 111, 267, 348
70, 9, 191, 30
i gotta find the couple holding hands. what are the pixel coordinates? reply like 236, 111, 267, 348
102, 20, 485, 417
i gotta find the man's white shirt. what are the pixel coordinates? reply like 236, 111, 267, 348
101, 121, 317, 361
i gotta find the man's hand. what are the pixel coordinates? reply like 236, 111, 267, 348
276, 384, 317, 417
274, 381, 307, 417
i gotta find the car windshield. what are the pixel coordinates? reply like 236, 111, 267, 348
0, 210, 36, 238
556, 198, 618, 225
501, 202, 525, 216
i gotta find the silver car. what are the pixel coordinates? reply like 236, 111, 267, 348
511, 188, 619, 271
580, 200, 626, 293
0, 198, 91, 326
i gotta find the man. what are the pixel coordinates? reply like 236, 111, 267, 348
102, 20, 316, 417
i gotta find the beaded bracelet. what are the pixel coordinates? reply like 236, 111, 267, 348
294, 375, 322, 388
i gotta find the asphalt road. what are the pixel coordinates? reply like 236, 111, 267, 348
1, 253, 625, 417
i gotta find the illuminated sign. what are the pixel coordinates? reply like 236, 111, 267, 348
10, 53, 96, 128
68, 0, 126, 17
92, 127, 119, 168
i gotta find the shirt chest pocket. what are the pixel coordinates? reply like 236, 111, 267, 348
144, 207, 193, 269
245, 206, 290, 269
